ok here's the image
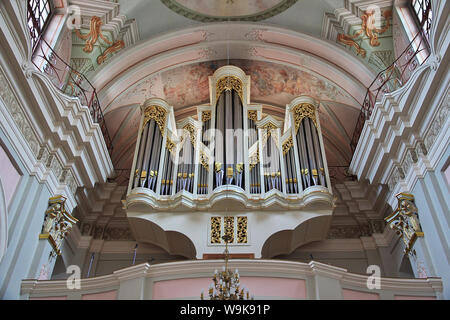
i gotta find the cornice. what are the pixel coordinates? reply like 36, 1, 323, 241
349, 56, 448, 207
21, 259, 443, 297
126, 185, 334, 212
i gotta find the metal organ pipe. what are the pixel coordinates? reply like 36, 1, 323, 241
303, 119, 318, 186
133, 124, 149, 188
296, 121, 312, 189
148, 122, 162, 191
215, 94, 225, 187
141, 119, 155, 188
310, 120, 326, 187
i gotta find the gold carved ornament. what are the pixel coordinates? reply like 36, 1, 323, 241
237, 216, 248, 244
385, 193, 424, 255
143, 105, 167, 136
249, 148, 260, 170
183, 123, 197, 147
210, 217, 221, 244
202, 111, 211, 122
292, 103, 317, 133
216, 76, 244, 103
260, 122, 280, 150
166, 137, 176, 154
282, 136, 294, 155
247, 110, 258, 121
224, 217, 234, 243
39, 195, 78, 256
200, 149, 210, 171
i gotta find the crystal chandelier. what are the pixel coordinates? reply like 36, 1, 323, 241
201, 232, 253, 300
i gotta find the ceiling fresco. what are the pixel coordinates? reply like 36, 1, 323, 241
160, 0, 298, 22
107, 59, 356, 114
331, 6, 395, 74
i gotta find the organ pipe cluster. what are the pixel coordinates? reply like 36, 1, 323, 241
129, 68, 330, 199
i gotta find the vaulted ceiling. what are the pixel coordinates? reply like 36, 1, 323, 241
68, 0, 395, 184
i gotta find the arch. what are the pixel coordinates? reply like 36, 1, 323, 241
128, 217, 196, 259
261, 215, 331, 259
91, 23, 376, 112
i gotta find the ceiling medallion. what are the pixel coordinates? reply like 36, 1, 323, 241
161, 0, 298, 22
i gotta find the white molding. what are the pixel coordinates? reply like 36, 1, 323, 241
21, 259, 443, 299
349, 54, 449, 208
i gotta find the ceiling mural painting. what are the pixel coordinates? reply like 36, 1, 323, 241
107, 59, 356, 114
71, 17, 124, 74
331, 6, 395, 74
161, 0, 298, 22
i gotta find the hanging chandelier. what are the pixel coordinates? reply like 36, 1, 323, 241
201, 233, 253, 300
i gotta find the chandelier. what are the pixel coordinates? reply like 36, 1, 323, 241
201, 233, 253, 300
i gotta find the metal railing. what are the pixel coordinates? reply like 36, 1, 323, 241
350, 29, 431, 153
32, 38, 113, 154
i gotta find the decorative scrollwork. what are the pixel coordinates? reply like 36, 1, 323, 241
224, 217, 234, 243
74, 16, 124, 64
216, 76, 243, 102
237, 216, 248, 244
282, 137, 293, 155
292, 103, 317, 133
202, 111, 211, 122
211, 217, 221, 244
143, 105, 167, 135
261, 122, 279, 148
200, 150, 209, 171
166, 137, 176, 154
183, 123, 197, 147
385, 193, 424, 255
248, 110, 257, 121
249, 148, 260, 170
39, 195, 78, 256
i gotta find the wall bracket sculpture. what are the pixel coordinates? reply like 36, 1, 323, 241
385, 193, 424, 255
39, 195, 78, 256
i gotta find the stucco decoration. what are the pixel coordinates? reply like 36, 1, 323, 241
39, 195, 78, 256
161, 0, 298, 22
325, 5, 394, 74
385, 193, 424, 255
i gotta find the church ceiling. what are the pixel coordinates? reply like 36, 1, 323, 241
160, 0, 298, 22
65, 0, 395, 184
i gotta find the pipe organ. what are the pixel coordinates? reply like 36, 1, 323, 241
128, 66, 331, 207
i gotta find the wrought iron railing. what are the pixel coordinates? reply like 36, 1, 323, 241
350, 29, 431, 153
32, 38, 113, 154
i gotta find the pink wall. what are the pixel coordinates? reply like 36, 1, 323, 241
342, 289, 380, 300
394, 295, 436, 300
152, 277, 306, 299
82, 290, 118, 300
0, 144, 21, 206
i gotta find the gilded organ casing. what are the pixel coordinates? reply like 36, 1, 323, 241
126, 66, 334, 259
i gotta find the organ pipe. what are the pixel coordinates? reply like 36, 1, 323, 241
129, 72, 330, 200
